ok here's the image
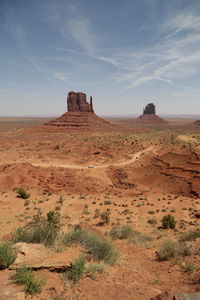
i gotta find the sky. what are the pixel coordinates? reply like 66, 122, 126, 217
0, 0, 200, 116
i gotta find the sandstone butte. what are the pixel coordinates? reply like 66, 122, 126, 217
46, 91, 112, 128
134, 102, 167, 124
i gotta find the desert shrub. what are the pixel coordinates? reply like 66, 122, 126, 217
16, 188, 30, 199
156, 240, 177, 261
62, 226, 118, 265
104, 200, 112, 205
24, 200, 30, 206
161, 214, 176, 229
179, 228, 200, 242
0, 242, 16, 269
62, 225, 87, 246
83, 234, 118, 265
128, 232, 153, 246
13, 210, 61, 246
100, 211, 110, 225
67, 257, 85, 282
177, 242, 193, 257
183, 261, 196, 273
11, 266, 43, 294
109, 225, 133, 240
148, 218, 157, 225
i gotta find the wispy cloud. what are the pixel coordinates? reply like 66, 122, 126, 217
1, 2, 44, 73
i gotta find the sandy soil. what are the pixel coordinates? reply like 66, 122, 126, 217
0, 118, 199, 300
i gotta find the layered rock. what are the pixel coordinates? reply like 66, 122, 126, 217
46, 91, 111, 128
67, 91, 94, 113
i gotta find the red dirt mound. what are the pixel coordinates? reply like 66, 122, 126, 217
45, 112, 112, 128
134, 114, 167, 124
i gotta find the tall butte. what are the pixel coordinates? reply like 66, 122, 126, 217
135, 102, 167, 124
46, 91, 111, 128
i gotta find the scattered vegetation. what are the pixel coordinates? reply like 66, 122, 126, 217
156, 240, 193, 261
62, 226, 118, 265
0, 242, 16, 269
109, 225, 133, 240
11, 266, 44, 294
13, 210, 62, 246
67, 257, 85, 282
179, 228, 200, 242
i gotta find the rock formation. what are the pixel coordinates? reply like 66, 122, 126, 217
134, 102, 167, 124
46, 91, 111, 128
194, 120, 200, 125
143, 103, 156, 115
67, 91, 94, 113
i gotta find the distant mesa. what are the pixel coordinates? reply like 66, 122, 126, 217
194, 120, 200, 125
46, 91, 111, 128
135, 102, 167, 124
143, 103, 156, 115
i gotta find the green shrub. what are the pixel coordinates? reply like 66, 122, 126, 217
183, 261, 196, 273
161, 214, 176, 229
67, 257, 85, 282
109, 225, 133, 240
156, 240, 177, 261
147, 219, 157, 225
11, 266, 43, 294
16, 188, 30, 199
0, 242, 16, 269
13, 211, 61, 246
83, 234, 118, 265
179, 228, 200, 242
62, 226, 87, 246
62, 226, 118, 265
100, 211, 110, 225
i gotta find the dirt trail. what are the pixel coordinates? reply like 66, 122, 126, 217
31, 146, 154, 170
0, 270, 24, 300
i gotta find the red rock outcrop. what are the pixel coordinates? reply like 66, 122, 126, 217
46, 91, 111, 128
67, 91, 94, 113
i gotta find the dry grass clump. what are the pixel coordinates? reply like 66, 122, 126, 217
62, 225, 118, 265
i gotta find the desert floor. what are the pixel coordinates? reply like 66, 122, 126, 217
0, 117, 199, 300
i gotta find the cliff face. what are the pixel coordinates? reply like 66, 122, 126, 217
67, 91, 94, 113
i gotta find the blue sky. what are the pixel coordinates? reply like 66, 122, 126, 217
0, 0, 200, 116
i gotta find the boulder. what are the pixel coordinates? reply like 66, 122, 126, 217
173, 293, 200, 300
10, 242, 80, 271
